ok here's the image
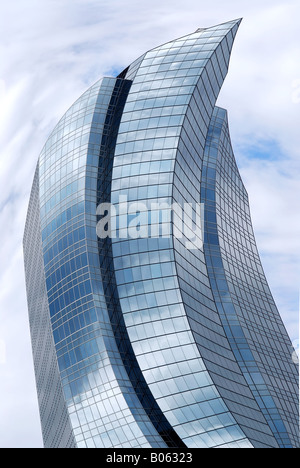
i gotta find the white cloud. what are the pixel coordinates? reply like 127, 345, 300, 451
0, 0, 299, 448
292, 79, 300, 104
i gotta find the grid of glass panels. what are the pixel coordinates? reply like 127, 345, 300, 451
38, 78, 167, 448
96, 79, 185, 449
24, 167, 76, 448
171, 94, 282, 449
112, 20, 254, 448
202, 106, 299, 448
24, 19, 299, 450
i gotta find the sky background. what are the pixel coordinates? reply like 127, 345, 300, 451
0, 0, 299, 448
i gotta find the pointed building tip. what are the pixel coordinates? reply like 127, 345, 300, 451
195, 18, 243, 39
199, 18, 243, 31
221, 17, 243, 25
229, 18, 243, 31
234, 18, 243, 26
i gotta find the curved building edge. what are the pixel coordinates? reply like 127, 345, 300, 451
23, 20, 299, 448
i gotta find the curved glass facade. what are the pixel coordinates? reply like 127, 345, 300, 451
202, 107, 299, 447
24, 20, 299, 448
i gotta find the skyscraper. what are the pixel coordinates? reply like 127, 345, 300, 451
23, 19, 299, 448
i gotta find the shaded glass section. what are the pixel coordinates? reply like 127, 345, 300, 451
24, 166, 76, 448
202, 106, 299, 448
172, 108, 278, 447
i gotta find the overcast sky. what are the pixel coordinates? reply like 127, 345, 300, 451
0, 0, 299, 448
